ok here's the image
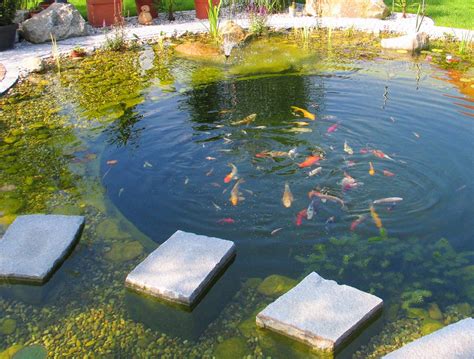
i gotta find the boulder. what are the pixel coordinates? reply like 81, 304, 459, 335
381, 32, 429, 52
221, 20, 246, 44
305, 0, 389, 19
21, 3, 88, 44
174, 42, 221, 60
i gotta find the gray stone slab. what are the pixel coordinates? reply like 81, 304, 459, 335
125, 230, 236, 306
256, 272, 383, 352
0, 214, 85, 283
384, 318, 474, 359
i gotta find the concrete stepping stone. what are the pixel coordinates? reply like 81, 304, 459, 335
384, 318, 474, 359
125, 230, 236, 307
0, 215, 85, 283
256, 272, 383, 352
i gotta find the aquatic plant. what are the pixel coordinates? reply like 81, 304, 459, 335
415, 1, 426, 32
50, 34, 61, 74
161, 0, 176, 21
458, 31, 473, 55
103, 23, 128, 51
207, 0, 222, 44
248, 3, 269, 36
294, 26, 312, 49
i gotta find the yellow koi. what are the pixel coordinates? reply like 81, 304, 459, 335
282, 182, 294, 208
287, 127, 312, 133
291, 106, 316, 120
292, 121, 310, 126
370, 206, 383, 229
344, 140, 354, 155
230, 179, 245, 206
231, 113, 257, 126
369, 162, 375, 176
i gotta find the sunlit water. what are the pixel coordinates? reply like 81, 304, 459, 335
1, 34, 473, 357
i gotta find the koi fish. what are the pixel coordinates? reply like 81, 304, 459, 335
296, 208, 307, 226
212, 202, 221, 211
288, 148, 298, 159
287, 127, 312, 133
325, 216, 335, 224
373, 197, 403, 205
107, 160, 118, 165
292, 121, 310, 126
254, 125, 267, 129
306, 198, 317, 220
345, 160, 356, 167
413, 132, 420, 138
230, 178, 245, 206
206, 156, 216, 160
308, 191, 345, 208
369, 162, 375, 176
298, 155, 320, 168
371, 150, 394, 161
308, 167, 322, 177
224, 163, 238, 183
291, 106, 316, 120
255, 151, 288, 158
282, 182, 294, 208
344, 140, 354, 155
231, 113, 257, 126
327, 123, 339, 133
184, 177, 189, 185
383, 170, 395, 177
350, 214, 367, 231
360, 148, 369, 154
206, 168, 214, 176
370, 205, 383, 229
342, 172, 361, 190
218, 218, 235, 224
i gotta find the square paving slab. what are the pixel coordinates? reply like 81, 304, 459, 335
384, 318, 474, 359
0, 215, 85, 283
125, 230, 236, 307
256, 272, 383, 352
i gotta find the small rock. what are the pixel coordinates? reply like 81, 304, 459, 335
257, 274, 298, 297
381, 32, 429, 52
21, 3, 88, 44
22, 56, 45, 73
174, 42, 221, 60
221, 21, 246, 44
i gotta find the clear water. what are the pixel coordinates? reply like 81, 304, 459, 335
0, 33, 473, 358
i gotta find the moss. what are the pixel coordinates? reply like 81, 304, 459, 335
11, 345, 47, 359
0, 318, 17, 335
242, 277, 263, 289
96, 219, 130, 241
257, 274, 298, 297
452, 302, 472, 317
104, 241, 144, 262
213, 337, 249, 359
406, 307, 428, 320
428, 303, 443, 321
421, 318, 444, 335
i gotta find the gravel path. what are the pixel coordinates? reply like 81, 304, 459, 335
0, 9, 472, 94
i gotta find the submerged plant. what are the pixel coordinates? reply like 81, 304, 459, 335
50, 33, 60, 74
207, 0, 222, 43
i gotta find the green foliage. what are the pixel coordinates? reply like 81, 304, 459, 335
0, 0, 18, 26
103, 24, 128, 52
207, 0, 221, 43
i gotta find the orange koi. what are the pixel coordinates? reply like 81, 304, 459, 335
282, 182, 294, 208
224, 163, 238, 183
370, 205, 383, 229
369, 162, 375, 176
296, 208, 307, 226
291, 106, 316, 120
298, 155, 320, 168
217, 218, 235, 224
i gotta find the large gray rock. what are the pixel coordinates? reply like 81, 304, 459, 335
305, 0, 390, 19
21, 3, 88, 44
0, 215, 85, 283
384, 318, 474, 358
125, 230, 236, 306
381, 32, 429, 52
256, 272, 383, 352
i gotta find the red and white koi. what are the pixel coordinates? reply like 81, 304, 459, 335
350, 214, 367, 231
308, 190, 345, 208
327, 123, 339, 133
218, 218, 235, 224
383, 170, 395, 177
371, 150, 394, 161
224, 163, 238, 183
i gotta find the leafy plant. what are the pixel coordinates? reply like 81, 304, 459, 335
0, 0, 19, 26
161, 0, 176, 21
458, 31, 473, 55
103, 23, 128, 51
207, 0, 222, 43
248, 3, 268, 36
50, 33, 61, 74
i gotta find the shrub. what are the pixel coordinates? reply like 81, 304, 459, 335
0, 0, 19, 26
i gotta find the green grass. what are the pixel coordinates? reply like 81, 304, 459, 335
68, 0, 195, 18
384, 0, 474, 29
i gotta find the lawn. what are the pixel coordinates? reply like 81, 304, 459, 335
383, 0, 474, 29
69, 0, 195, 18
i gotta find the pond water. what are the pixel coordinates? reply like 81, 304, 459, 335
0, 32, 473, 358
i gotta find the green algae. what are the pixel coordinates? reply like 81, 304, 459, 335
0, 345, 23, 359
213, 337, 249, 358
420, 318, 444, 335
12, 345, 47, 359
257, 274, 298, 297
0, 319, 16, 336
104, 241, 144, 263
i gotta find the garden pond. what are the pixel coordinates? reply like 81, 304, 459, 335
0, 30, 473, 358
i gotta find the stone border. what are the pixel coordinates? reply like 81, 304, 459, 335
0, 11, 471, 95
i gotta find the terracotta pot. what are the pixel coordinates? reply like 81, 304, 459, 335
135, 0, 158, 18
194, 0, 219, 20
0, 24, 17, 52
71, 50, 86, 58
87, 0, 123, 27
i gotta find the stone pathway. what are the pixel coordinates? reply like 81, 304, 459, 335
0, 10, 472, 95
125, 230, 236, 306
256, 272, 383, 352
383, 318, 474, 358
0, 215, 85, 283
